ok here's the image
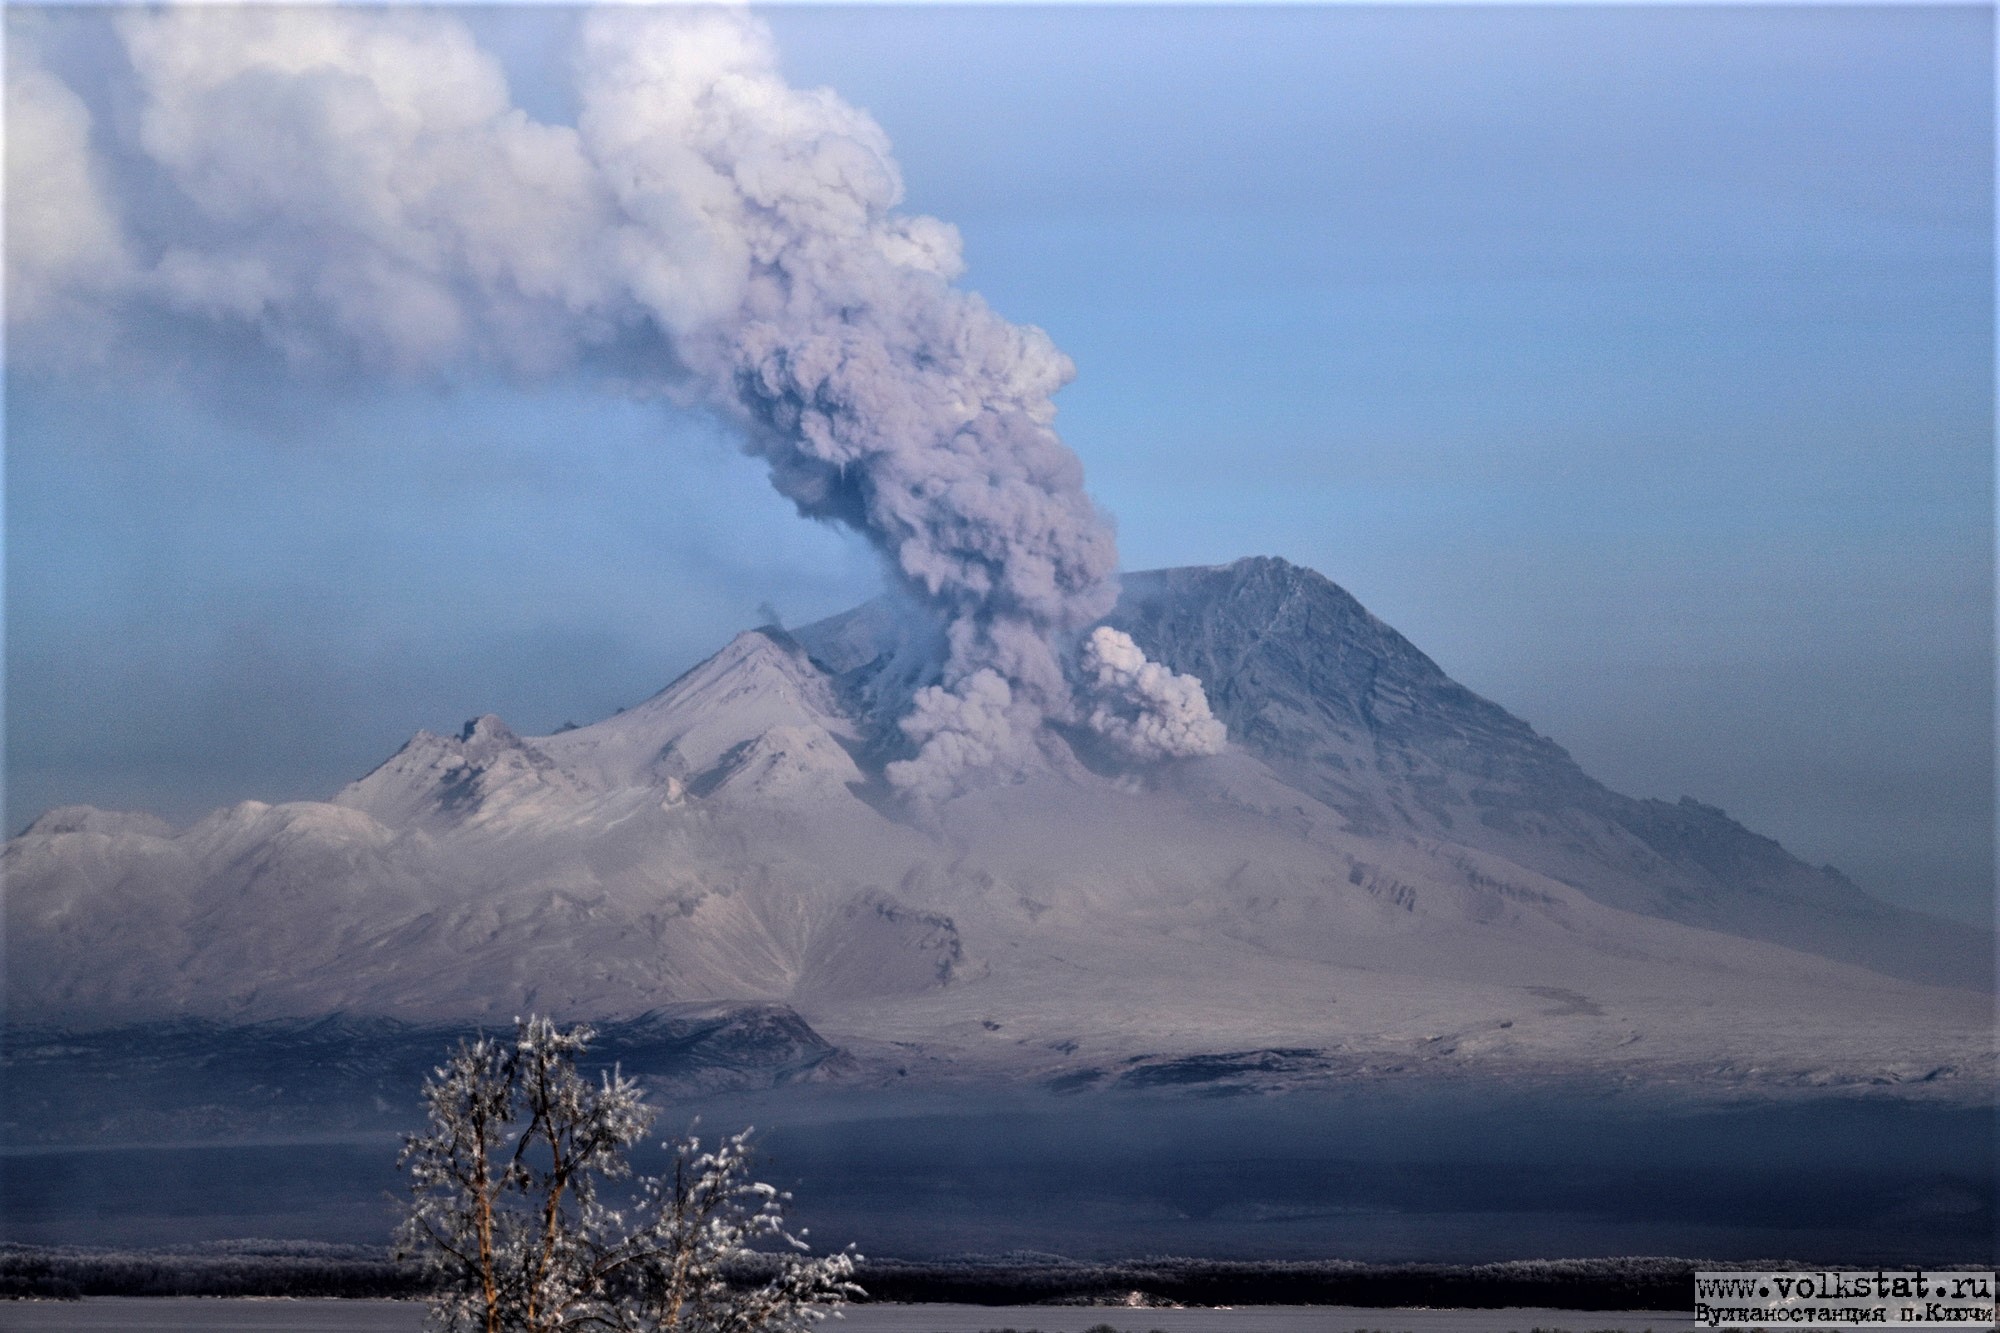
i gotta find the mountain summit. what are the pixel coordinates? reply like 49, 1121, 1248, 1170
7, 557, 1988, 1097
1103, 559, 1983, 988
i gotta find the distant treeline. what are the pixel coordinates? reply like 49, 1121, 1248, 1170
854, 1256, 1706, 1311
1, 1243, 1741, 1308
0, 1241, 424, 1301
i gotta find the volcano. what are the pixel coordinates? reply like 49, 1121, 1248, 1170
7, 557, 1989, 1103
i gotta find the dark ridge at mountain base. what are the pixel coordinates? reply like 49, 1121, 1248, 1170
1105, 559, 1990, 991
0, 1008, 843, 1146
9, 1082, 1986, 1263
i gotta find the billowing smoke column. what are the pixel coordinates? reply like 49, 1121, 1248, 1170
1079, 628, 1229, 762
7, 5, 1224, 795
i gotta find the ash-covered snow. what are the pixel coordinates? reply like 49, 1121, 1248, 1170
6, 559, 1989, 1100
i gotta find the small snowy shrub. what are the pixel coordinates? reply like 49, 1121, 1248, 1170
396, 1016, 860, 1333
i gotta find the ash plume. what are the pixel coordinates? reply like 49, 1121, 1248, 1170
1079, 628, 1227, 761
7, 5, 1222, 795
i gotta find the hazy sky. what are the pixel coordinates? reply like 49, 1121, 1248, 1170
7, 4, 1992, 924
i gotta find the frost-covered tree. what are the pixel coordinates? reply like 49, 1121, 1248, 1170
396, 1016, 861, 1333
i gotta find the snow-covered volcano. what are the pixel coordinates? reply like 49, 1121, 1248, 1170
7, 558, 1989, 1098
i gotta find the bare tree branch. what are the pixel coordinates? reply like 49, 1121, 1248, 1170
396, 1017, 860, 1333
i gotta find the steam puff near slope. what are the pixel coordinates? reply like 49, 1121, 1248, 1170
8, 4, 1217, 796
887, 670, 1037, 794
1080, 627, 1228, 760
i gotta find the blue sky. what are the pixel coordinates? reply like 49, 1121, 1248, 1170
7, 3, 1992, 923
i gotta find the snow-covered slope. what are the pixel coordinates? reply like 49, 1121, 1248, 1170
530, 628, 866, 800
1103, 560, 1991, 991
334, 630, 865, 831
797, 559, 1989, 992
6, 559, 1989, 1099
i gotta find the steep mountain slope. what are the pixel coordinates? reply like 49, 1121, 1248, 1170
334, 629, 867, 831
1099, 559, 1988, 990
5, 558, 1988, 1100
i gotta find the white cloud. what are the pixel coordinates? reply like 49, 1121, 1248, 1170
6, 47, 129, 339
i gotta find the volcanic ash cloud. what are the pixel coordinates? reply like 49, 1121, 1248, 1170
1078, 628, 1227, 762
7, 4, 1223, 794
